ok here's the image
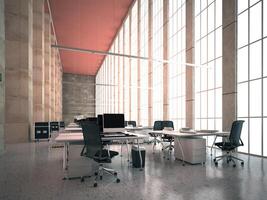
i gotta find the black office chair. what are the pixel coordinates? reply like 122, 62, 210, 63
127, 121, 137, 127
81, 122, 120, 187
213, 120, 245, 167
161, 121, 174, 150
149, 121, 163, 152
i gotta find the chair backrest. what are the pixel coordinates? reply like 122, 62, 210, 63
153, 121, 163, 130
127, 121, 137, 127
81, 121, 103, 159
229, 120, 245, 146
162, 121, 174, 130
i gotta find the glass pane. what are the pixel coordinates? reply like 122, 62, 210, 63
238, 11, 248, 48
264, 78, 267, 116
208, 32, 214, 61
238, 118, 249, 153
238, 82, 248, 117
195, 0, 201, 16
250, 79, 262, 117
215, 57, 222, 88
215, 27, 222, 58
215, 88, 222, 118
249, 41, 262, 80
238, 46, 248, 82
201, 37, 207, 64
238, 0, 248, 14
208, 90, 215, 118
250, 0, 260, 6
201, 92, 208, 118
249, 2, 262, 43
208, 61, 215, 89
201, 11, 207, 37
264, 0, 267, 37
215, 0, 222, 28
264, 39, 267, 76
264, 118, 267, 156
208, 3, 215, 33
249, 118, 262, 155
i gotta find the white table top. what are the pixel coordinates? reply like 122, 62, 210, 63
150, 130, 230, 137
64, 127, 82, 131
55, 131, 148, 143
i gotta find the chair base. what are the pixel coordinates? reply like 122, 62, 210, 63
81, 163, 120, 187
213, 152, 244, 167
162, 144, 174, 160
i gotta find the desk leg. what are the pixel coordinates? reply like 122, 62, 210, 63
137, 139, 143, 171
63, 142, 67, 170
126, 140, 129, 162
176, 137, 185, 166
211, 135, 217, 156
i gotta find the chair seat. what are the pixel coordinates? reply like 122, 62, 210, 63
215, 142, 236, 151
92, 150, 119, 163
162, 135, 174, 142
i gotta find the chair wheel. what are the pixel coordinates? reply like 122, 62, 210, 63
233, 164, 236, 168
213, 158, 216, 162
241, 162, 244, 166
215, 162, 218, 166
116, 179, 120, 183
100, 176, 102, 180
94, 172, 98, 176
93, 183, 97, 187
227, 160, 229, 164
114, 172, 117, 176
81, 177, 84, 182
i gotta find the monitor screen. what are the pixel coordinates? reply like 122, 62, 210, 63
103, 114, 125, 133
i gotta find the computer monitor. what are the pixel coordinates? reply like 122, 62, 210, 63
103, 114, 125, 133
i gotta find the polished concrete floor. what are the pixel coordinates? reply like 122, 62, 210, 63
0, 142, 267, 200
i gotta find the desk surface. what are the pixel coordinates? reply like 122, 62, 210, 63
55, 131, 148, 143
150, 130, 229, 137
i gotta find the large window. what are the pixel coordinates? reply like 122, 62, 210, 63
194, 0, 222, 146
168, 0, 186, 129
131, 2, 138, 122
124, 17, 130, 120
237, 0, 267, 156
152, 0, 164, 122
139, 0, 149, 126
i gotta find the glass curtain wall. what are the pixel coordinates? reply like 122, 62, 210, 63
139, 0, 149, 126
168, 0, 186, 129
194, 0, 222, 146
152, 0, 164, 122
237, 0, 267, 156
131, 2, 138, 122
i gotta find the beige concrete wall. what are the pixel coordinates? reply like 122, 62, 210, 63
50, 34, 55, 120
44, 13, 51, 121
4, 0, 33, 143
186, 0, 195, 128
0, 0, 5, 154
163, 0, 169, 120
32, 0, 44, 128
222, 0, 237, 131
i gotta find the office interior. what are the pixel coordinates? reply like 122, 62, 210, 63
0, 0, 267, 199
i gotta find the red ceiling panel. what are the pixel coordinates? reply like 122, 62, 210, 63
49, 0, 133, 75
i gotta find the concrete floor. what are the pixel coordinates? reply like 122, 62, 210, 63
0, 142, 267, 200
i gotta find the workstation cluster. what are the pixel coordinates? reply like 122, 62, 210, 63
54, 113, 245, 187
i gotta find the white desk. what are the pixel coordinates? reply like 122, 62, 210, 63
55, 131, 148, 179
149, 130, 229, 165
64, 127, 82, 132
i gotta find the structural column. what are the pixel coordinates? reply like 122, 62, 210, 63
0, 0, 5, 153
32, 0, 45, 127
50, 34, 55, 120
186, 0, 195, 128
222, 0, 237, 131
148, 0, 153, 126
44, 13, 51, 121
163, 0, 169, 120
4, 0, 33, 143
